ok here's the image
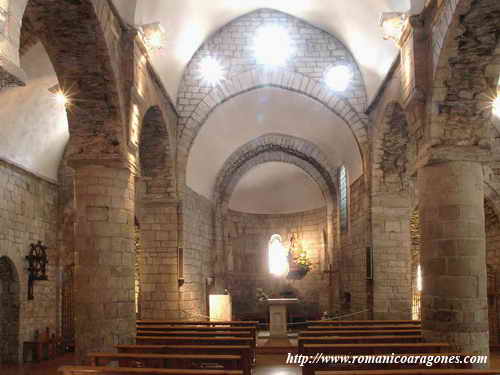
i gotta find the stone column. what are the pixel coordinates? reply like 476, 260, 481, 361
73, 164, 136, 361
417, 161, 488, 354
137, 200, 179, 320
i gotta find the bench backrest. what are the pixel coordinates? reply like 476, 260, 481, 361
315, 370, 500, 375
300, 330, 422, 337
308, 320, 421, 326
306, 325, 421, 331
136, 330, 252, 337
136, 336, 255, 347
137, 321, 257, 327
59, 366, 243, 375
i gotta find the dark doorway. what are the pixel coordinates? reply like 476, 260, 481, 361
0, 256, 20, 363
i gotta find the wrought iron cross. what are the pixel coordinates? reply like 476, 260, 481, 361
25, 241, 48, 300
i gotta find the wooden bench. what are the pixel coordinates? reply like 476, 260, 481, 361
136, 336, 255, 349
300, 330, 422, 337
87, 352, 248, 375
307, 325, 421, 331
59, 366, 243, 375
301, 353, 478, 375
307, 320, 421, 327
137, 321, 258, 328
302, 343, 450, 356
299, 336, 424, 353
137, 326, 257, 341
315, 370, 500, 375
136, 330, 252, 338
116, 344, 254, 367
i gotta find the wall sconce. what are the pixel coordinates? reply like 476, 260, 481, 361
379, 12, 407, 44
25, 241, 49, 300
139, 22, 167, 54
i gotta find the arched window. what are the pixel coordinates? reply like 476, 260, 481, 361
339, 165, 349, 232
268, 234, 289, 276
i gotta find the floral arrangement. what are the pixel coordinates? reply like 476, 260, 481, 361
287, 233, 313, 279
293, 250, 313, 272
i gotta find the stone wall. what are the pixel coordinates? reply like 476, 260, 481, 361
485, 198, 500, 345
340, 176, 370, 317
182, 187, 214, 318
0, 159, 58, 362
224, 207, 329, 321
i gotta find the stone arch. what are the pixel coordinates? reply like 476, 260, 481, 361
371, 101, 412, 319
0, 256, 20, 364
431, 0, 500, 149
214, 134, 337, 206
179, 68, 368, 157
139, 106, 174, 180
21, 0, 127, 163
136, 106, 179, 320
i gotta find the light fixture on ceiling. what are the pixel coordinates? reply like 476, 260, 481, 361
324, 65, 353, 92
379, 12, 407, 44
253, 25, 293, 67
493, 94, 500, 117
48, 84, 69, 106
198, 56, 225, 86
140, 22, 167, 54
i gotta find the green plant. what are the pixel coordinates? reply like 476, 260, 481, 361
293, 250, 312, 272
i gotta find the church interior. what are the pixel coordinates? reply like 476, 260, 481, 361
1, 0, 500, 374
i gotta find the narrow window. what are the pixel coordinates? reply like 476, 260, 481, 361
339, 166, 349, 232
268, 234, 289, 277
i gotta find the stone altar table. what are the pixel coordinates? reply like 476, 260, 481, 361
267, 298, 298, 338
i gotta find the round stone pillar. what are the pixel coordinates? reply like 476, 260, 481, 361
417, 161, 488, 355
73, 165, 136, 361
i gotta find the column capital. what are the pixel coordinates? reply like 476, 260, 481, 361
67, 155, 132, 172
416, 144, 491, 169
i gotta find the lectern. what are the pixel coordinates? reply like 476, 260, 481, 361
267, 298, 298, 338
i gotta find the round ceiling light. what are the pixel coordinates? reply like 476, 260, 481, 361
253, 25, 293, 67
198, 56, 225, 86
325, 65, 353, 92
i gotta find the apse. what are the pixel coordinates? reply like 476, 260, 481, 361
229, 162, 325, 214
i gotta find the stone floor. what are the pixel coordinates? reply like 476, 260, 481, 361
2, 352, 500, 375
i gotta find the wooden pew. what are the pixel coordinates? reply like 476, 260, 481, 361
59, 366, 243, 375
87, 352, 248, 375
116, 344, 254, 368
136, 330, 252, 338
301, 353, 477, 375
307, 320, 421, 327
315, 370, 500, 375
307, 325, 421, 331
115, 345, 168, 354
138, 326, 257, 341
136, 336, 255, 349
299, 336, 424, 354
300, 330, 422, 337
302, 343, 450, 356
137, 320, 258, 328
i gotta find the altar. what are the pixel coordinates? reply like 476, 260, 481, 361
267, 297, 299, 338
